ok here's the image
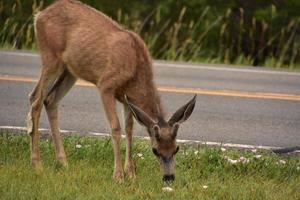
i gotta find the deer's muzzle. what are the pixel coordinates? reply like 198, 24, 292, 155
160, 156, 175, 182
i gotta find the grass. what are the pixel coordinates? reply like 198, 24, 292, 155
1, 132, 300, 200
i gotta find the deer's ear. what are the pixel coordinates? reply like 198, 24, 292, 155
168, 94, 197, 125
125, 96, 156, 128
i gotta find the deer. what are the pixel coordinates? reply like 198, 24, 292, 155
27, 0, 196, 183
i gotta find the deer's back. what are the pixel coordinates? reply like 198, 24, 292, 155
35, 0, 151, 85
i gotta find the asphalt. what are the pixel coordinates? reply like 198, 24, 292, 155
0, 50, 300, 147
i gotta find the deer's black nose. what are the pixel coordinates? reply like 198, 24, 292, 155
163, 174, 175, 182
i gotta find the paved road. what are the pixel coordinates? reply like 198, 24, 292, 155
0, 50, 300, 147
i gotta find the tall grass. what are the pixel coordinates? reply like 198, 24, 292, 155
0, 0, 44, 49
1, 0, 300, 68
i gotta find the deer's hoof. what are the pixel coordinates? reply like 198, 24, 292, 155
55, 158, 68, 169
113, 170, 124, 182
32, 159, 43, 171
124, 165, 135, 179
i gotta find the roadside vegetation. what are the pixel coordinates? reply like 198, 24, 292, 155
1, 0, 300, 68
1, 132, 300, 199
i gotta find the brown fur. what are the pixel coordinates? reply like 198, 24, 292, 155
27, 0, 196, 181
36, 0, 163, 118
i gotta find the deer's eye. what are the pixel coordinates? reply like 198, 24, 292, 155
173, 146, 179, 155
152, 148, 160, 157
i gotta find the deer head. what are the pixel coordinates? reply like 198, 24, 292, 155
125, 95, 196, 183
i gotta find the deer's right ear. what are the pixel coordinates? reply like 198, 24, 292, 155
168, 94, 197, 125
125, 95, 156, 128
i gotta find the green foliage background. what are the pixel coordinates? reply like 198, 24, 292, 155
1, 0, 300, 68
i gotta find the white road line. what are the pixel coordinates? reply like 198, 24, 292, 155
1, 51, 300, 76
0, 125, 280, 150
0, 51, 40, 57
155, 62, 300, 76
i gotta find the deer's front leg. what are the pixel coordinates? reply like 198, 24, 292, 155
100, 88, 124, 181
123, 105, 135, 178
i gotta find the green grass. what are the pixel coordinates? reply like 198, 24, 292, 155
1, 132, 300, 200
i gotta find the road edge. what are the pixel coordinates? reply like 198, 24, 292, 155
0, 125, 281, 150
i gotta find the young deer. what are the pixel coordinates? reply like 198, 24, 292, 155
27, 0, 196, 182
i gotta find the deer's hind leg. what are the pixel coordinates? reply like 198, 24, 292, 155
27, 52, 64, 168
44, 70, 76, 166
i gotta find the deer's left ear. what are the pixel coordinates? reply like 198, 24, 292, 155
168, 94, 197, 125
125, 95, 156, 128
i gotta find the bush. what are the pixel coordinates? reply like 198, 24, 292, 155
1, 0, 299, 68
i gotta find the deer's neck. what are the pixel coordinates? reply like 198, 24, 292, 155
126, 31, 165, 122
133, 84, 165, 122
144, 88, 165, 121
